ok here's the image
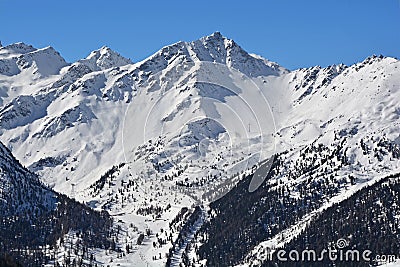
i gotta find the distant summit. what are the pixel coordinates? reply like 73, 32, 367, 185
79, 45, 133, 71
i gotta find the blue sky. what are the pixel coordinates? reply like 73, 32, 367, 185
1, 0, 399, 69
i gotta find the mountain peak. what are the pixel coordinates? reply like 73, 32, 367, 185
198, 31, 228, 46
0, 43, 67, 77
99, 45, 113, 54
192, 32, 287, 76
203, 31, 224, 40
86, 45, 121, 59
211, 31, 222, 37
0, 42, 37, 57
80, 45, 133, 71
138, 32, 287, 77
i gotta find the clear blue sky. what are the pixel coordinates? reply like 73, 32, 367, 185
1, 0, 399, 70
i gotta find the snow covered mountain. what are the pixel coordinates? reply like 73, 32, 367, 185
0, 33, 399, 266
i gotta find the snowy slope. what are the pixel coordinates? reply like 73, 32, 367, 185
0, 32, 285, 198
0, 33, 399, 266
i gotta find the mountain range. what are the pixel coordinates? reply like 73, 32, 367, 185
0, 32, 399, 266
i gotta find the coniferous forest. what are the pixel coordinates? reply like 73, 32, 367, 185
0, 143, 117, 266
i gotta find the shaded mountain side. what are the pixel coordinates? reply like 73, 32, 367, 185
0, 194, 114, 266
0, 254, 22, 267
0, 141, 116, 266
269, 172, 400, 267
193, 142, 349, 265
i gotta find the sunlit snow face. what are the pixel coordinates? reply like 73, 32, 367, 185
122, 61, 277, 203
